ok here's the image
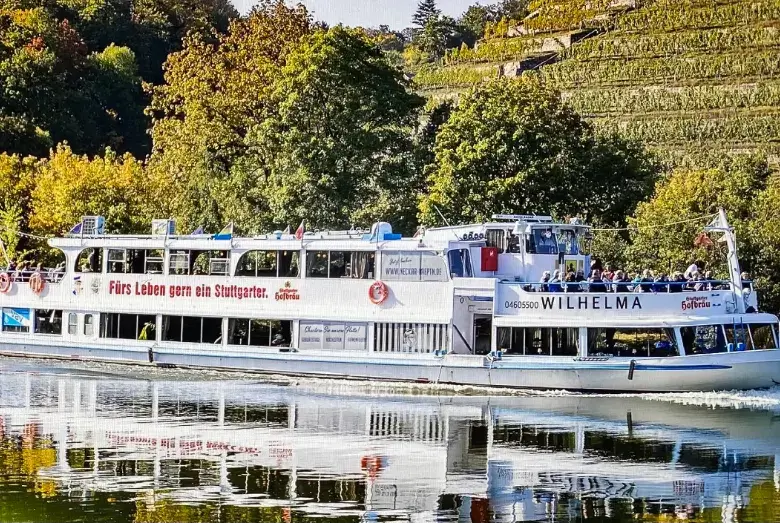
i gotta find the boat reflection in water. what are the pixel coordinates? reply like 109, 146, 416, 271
0, 365, 779, 522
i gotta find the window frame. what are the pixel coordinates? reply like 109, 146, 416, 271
84, 314, 94, 336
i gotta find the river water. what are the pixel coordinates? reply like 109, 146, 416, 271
0, 357, 779, 523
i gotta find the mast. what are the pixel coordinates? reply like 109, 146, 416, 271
706, 208, 744, 313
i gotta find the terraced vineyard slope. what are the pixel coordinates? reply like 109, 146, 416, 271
414, 0, 780, 161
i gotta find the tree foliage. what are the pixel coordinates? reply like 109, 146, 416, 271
149, 2, 424, 234
29, 145, 154, 237
413, 0, 441, 28
626, 155, 768, 277
419, 76, 658, 226
0, 0, 236, 158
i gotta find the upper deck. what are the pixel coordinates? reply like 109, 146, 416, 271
0, 213, 764, 328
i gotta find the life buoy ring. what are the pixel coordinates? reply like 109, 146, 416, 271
29, 272, 45, 295
368, 281, 388, 305
0, 272, 10, 293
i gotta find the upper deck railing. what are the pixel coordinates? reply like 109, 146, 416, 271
505, 280, 748, 293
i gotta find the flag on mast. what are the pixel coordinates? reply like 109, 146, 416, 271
190, 225, 204, 235
68, 221, 82, 235
213, 222, 233, 240
295, 220, 305, 240
283, 225, 291, 235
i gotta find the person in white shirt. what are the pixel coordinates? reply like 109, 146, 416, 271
684, 260, 704, 280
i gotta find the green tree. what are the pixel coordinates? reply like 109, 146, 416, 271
626, 155, 768, 280
149, 3, 424, 234
413, 0, 440, 28
147, 0, 314, 232
29, 144, 154, 237
419, 76, 658, 226
460, 4, 492, 42
0, 153, 37, 258
417, 17, 451, 59
244, 27, 425, 232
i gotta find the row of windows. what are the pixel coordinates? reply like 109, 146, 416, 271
496, 327, 579, 356
1, 308, 63, 335
497, 325, 778, 357
74, 248, 448, 281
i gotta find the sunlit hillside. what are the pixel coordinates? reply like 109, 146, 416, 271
413, 0, 780, 161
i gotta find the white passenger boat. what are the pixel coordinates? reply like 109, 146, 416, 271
0, 210, 778, 392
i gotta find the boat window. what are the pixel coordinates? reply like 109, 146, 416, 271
2, 307, 30, 333
107, 249, 127, 273
327, 252, 375, 279
485, 229, 506, 252
84, 314, 94, 336
558, 229, 579, 255
306, 251, 328, 278
202, 317, 222, 343
527, 229, 558, 255
681, 325, 727, 355
749, 324, 777, 350
162, 315, 182, 341
255, 251, 278, 277
162, 315, 222, 343
235, 251, 299, 278
298, 321, 368, 351
192, 251, 230, 276
67, 313, 77, 335
106, 249, 164, 274
228, 318, 291, 346
169, 251, 190, 275
447, 249, 473, 278
724, 323, 751, 351
279, 251, 299, 278
182, 316, 201, 342
99, 313, 156, 340
588, 328, 678, 357
75, 248, 102, 273
498, 327, 578, 356
34, 309, 62, 335
373, 323, 448, 353
507, 233, 521, 253
145, 250, 164, 274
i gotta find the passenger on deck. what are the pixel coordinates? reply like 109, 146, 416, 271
602, 264, 615, 282
670, 272, 686, 292
639, 269, 654, 293
741, 271, 752, 291
539, 271, 551, 292
684, 260, 704, 280
613, 270, 631, 293
564, 271, 579, 292
653, 273, 669, 293
549, 269, 562, 292
588, 269, 607, 293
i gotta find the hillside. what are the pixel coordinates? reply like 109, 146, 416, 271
412, 0, 780, 161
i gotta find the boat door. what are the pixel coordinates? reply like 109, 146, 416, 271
473, 315, 492, 355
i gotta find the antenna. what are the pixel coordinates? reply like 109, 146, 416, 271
433, 205, 452, 228
433, 205, 464, 242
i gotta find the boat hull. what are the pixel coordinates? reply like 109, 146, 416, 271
1, 340, 779, 392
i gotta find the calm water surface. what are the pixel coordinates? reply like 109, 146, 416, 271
0, 357, 779, 523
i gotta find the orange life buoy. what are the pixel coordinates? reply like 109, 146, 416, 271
29, 272, 45, 295
0, 272, 10, 293
368, 281, 388, 305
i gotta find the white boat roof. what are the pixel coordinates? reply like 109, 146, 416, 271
47, 234, 471, 252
